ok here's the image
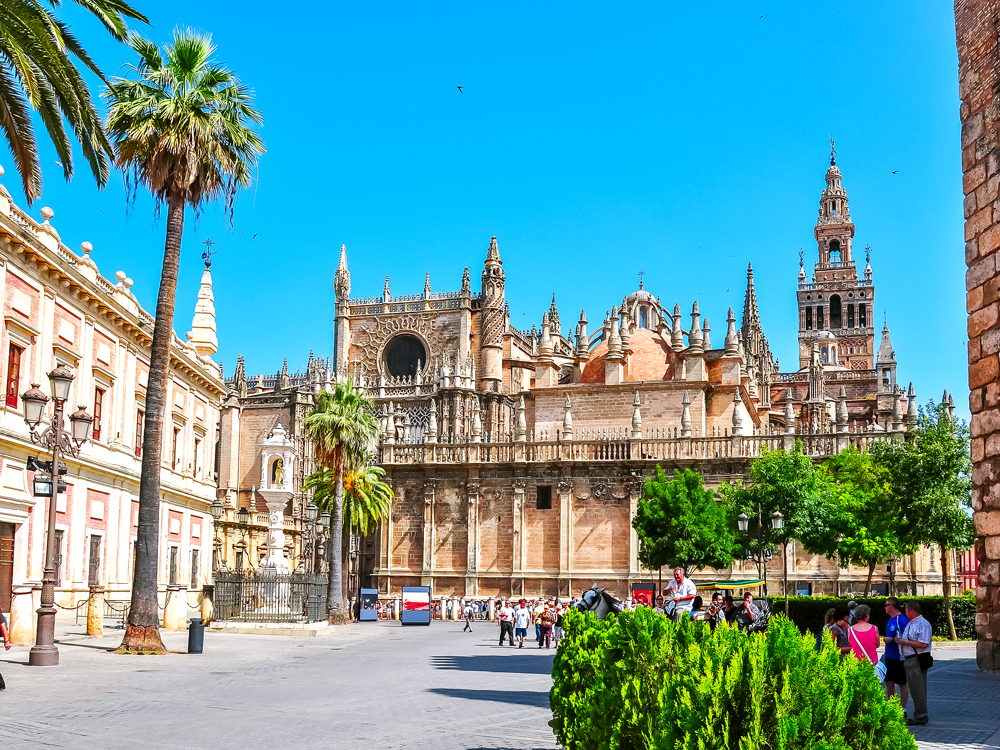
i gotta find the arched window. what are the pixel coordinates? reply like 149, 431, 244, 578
859, 304, 867, 327
830, 295, 842, 328
639, 306, 648, 329
805, 307, 813, 330
829, 240, 841, 264
383, 334, 427, 379
821, 347, 829, 364
847, 304, 855, 328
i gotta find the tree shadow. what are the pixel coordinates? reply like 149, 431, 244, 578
427, 687, 550, 708
430, 654, 554, 675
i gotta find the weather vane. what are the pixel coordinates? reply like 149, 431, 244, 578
865, 243, 871, 263
798, 248, 804, 266
829, 134, 837, 166
201, 238, 217, 268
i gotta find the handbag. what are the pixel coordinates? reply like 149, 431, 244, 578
875, 655, 887, 682
917, 652, 934, 670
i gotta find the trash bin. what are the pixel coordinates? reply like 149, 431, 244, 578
187, 617, 205, 654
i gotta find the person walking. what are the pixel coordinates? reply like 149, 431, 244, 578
497, 599, 515, 646
513, 599, 532, 649
463, 601, 475, 632
532, 599, 545, 644
883, 598, 910, 711
848, 604, 879, 666
553, 605, 565, 646
894, 601, 933, 726
538, 604, 554, 648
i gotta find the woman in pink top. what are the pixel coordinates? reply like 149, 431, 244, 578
848, 604, 880, 665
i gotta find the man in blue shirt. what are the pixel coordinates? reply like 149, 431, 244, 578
883, 597, 909, 710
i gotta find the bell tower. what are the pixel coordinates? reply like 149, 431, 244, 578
479, 236, 506, 391
796, 142, 876, 372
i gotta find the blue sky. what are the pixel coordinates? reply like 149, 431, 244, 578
6, 2, 965, 415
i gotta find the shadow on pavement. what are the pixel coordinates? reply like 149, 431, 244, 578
427, 687, 550, 708
431, 654, 553, 675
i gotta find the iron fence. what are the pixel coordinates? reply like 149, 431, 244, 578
213, 570, 328, 623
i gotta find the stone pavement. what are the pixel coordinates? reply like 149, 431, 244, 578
0, 620, 996, 750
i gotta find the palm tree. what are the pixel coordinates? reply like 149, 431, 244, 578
0, 0, 148, 203
304, 384, 380, 624
305, 463, 393, 536
105, 30, 263, 653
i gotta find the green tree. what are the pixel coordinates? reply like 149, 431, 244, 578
722, 446, 837, 606
304, 383, 380, 623
871, 400, 974, 640
632, 466, 736, 576
105, 31, 264, 653
304, 463, 394, 536
0, 0, 148, 202
821, 447, 913, 596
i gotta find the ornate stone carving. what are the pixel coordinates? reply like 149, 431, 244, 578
492, 488, 504, 500
353, 314, 439, 380
557, 478, 574, 493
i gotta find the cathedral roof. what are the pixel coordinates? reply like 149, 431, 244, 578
580, 328, 675, 383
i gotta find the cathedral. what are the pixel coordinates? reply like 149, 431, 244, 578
216, 154, 954, 600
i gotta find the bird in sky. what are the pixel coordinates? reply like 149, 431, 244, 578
253, 233, 258, 239
457, 85, 463, 93
759, 15, 763, 19
891, 170, 899, 174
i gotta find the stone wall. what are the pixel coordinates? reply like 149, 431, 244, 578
956, 0, 1000, 671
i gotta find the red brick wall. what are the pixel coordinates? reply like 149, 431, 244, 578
956, 0, 1000, 671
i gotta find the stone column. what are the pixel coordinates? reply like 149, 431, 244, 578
512, 478, 526, 594
466, 479, 480, 597
956, 0, 1000, 671
422, 481, 436, 587
558, 477, 573, 588
8, 587, 34, 645
86, 585, 105, 637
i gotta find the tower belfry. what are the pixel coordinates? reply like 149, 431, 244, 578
795, 149, 876, 372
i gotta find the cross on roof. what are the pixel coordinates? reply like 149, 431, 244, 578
201, 238, 217, 268
638, 269, 645, 289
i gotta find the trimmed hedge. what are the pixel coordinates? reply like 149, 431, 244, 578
550, 608, 914, 750
763, 593, 976, 640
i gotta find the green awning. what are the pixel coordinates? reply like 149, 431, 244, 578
693, 579, 766, 589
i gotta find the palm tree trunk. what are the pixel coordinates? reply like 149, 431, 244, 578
117, 193, 184, 654
327, 456, 347, 624
941, 545, 957, 640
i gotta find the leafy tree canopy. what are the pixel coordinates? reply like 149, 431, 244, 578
632, 466, 737, 573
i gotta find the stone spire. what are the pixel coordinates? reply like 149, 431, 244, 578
701, 318, 711, 350
607, 307, 622, 355
575, 310, 589, 354
423, 272, 432, 298
189, 258, 218, 357
426, 398, 438, 443
687, 301, 703, 351
480, 237, 506, 390
876, 321, 896, 392
837, 385, 849, 427
631, 391, 642, 438
382, 275, 391, 302
539, 313, 554, 356
724, 307, 739, 355
906, 382, 918, 426
334, 244, 351, 300
549, 294, 560, 335
670, 303, 684, 348
234, 354, 247, 398
277, 358, 290, 391
681, 390, 691, 437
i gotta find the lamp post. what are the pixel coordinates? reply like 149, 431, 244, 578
304, 502, 319, 573
736, 507, 784, 598
21, 366, 92, 666
210, 497, 225, 571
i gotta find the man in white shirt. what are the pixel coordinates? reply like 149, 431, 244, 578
513, 599, 532, 649
893, 601, 933, 726
463, 602, 475, 632
497, 600, 515, 646
662, 568, 697, 620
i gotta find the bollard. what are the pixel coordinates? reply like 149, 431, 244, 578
187, 618, 205, 654
86, 585, 105, 637
163, 585, 187, 631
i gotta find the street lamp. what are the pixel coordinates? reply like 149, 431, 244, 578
21, 367, 92, 667
737, 504, 784, 597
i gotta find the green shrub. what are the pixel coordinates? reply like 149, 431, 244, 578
766, 593, 976, 640
550, 608, 915, 750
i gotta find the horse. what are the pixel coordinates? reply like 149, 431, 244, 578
575, 584, 624, 622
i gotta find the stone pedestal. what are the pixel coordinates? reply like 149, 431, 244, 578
86, 586, 105, 637
259, 492, 292, 573
163, 585, 187, 631
8, 587, 34, 645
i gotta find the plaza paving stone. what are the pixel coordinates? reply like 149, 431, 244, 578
0, 620, 996, 749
